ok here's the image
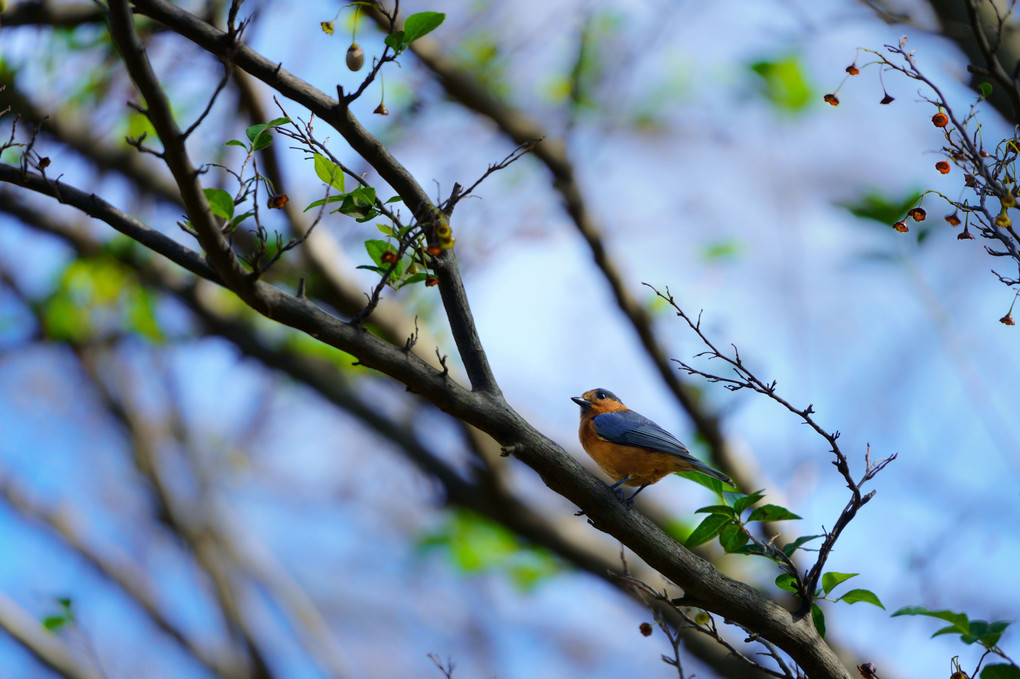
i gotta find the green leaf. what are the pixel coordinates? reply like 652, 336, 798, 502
225, 139, 248, 149
245, 122, 269, 142
384, 195, 404, 204
339, 186, 378, 221
731, 489, 765, 515
313, 153, 345, 192
202, 188, 234, 220
384, 30, 407, 53
839, 190, 923, 227
981, 664, 1020, 679
821, 571, 858, 596
750, 55, 812, 112
747, 504, 801, 522
396, 272, 428, 289
963, 620, 1010, 647
229, 211, 255, 230
694, 504, 737, 518
718, 522, 748, 553
811, 603, 826, 638
402, 11, 445, 44
686, 514, 730, 548
775, 573, 798, 592
838, 588, 884, 609
266, 116, 291, 127
42, 615, 68, 632
782, 534, 823, 557
364, 239, 394, 268
304, 195, 345, 212
978, 82, 993, 100
892, 606, 969, 630
676, 470, 728, 494
251, 131, 274, 151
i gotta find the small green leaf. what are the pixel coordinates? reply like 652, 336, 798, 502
718, 522, 748, 553
821, 572, 858, 596
384, 195, 404, 204
838, 588, 884, 609
202, 188, 234, 220
686, 514, 730, 548
42, 615, 68, 632
225, 139, 248, 149
839, 190, 923, 227
251, 131, 273, 151
266, 116, 291, 127
963, 620, 1010, 647
694, 504, 737, 518
782, 534, 823, 557
313, 153, 345, 192
339, 186, 378, 221
747, 504, 801, 522
402, 11, 445, 44
396, 272, 429, 289
229, 211, 255, 230
775, 573, 798, 592
731, 489, 765, 515
750, 55, 812, 112
811, 603, 826, 638
304, 195, 345, 212
245, 123, 269, 142
891, 606, 969, 629
981, 664, 1020, 679
978, 82, 993, 99
384, 31, 407, 53
364, 239, 394, 267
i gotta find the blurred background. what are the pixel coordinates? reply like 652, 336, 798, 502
1, 0, 1018, 678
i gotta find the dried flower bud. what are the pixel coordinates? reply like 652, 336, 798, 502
824, 93, 839, 106
1000, 313, 1015, 326
935, 160, 951, 174
380, 250, 399, 264
374, 102, 389, 116
320, 21, 334, 35
267, 193, 289, 209
425, 276, 438, 287
38, 157, 51, 169
893, 220, 909, 233
957, 228, 975, 240
945, 212, 961, 226
425, 245, 442, 256
846, 64, 860, 76
639, 622, 653, 637
907, 207, 926, 221
995, 211, 1012, 227
858, 663, 879, 679
932, 111, 949, 128
880, 93, 895, 104
346, 42, 365, 71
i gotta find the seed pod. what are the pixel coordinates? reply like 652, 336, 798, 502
346, 42, 365, 71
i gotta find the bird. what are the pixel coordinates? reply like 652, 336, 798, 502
572, 388, 733, 505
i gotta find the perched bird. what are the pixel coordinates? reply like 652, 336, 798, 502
572, 388, 733, 504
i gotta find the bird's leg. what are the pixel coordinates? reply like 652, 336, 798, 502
623, 484, 648, 509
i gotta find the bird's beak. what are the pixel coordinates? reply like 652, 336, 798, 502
571, 396, 591, 410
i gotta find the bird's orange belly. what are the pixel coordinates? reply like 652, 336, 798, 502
584, 441, 680, 487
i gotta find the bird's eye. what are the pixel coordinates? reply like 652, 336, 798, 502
595, 391, 606, 400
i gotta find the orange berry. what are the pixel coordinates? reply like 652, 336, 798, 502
846, 64, 860, 76
425, 276, 438, 287
639, 622, 653, 637
824, 93, 839, 106
380, 250, 399, 264
935, 160, 951, 174
1001, 313, 1015, 326
425, 245, 442, 256
893, 220, 909, 233
932, 111, 949, 128
907, 207, 926, 221
267, 193, 289, 209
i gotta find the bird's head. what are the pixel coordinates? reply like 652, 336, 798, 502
571, 388, 626, 415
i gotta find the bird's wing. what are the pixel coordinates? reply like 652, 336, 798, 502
591, 410, 733, 485
591, 410, 692, 457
